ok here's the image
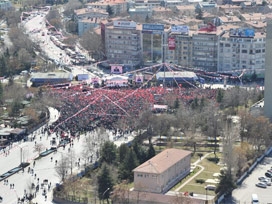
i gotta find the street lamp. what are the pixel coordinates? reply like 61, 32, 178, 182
102, 187, 110, 204
205, 186, 208, 204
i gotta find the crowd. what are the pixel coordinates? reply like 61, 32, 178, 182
50, 86, 217, 134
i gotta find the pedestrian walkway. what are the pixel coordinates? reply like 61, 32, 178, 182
166, 152, 215, 202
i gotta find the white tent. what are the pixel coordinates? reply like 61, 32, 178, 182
105, 75, 129, 87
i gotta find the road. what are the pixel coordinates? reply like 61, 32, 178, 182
22, 9, 98, 81
223, 155, 272, 204
0, 107, 135, 204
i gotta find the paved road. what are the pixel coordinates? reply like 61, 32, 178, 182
0, 107, 135, 204
223, 155, 272, 204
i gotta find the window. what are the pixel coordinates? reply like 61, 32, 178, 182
242, 50, 247, 53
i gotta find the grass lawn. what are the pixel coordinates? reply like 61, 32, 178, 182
174, 155, 221, 196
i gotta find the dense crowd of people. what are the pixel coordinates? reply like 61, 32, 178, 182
50, 86, 217, 134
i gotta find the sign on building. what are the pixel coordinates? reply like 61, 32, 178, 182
168, 37, 176, 50
142, 24, 164, 31
229, 28, 255, 38
171, 25, 189, 34
111, 65, 123, 74
113, 21, 136, 29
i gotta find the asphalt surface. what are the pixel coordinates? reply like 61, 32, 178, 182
223, 155, 272, 204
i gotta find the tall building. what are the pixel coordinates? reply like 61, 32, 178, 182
165, 25, 193, 67
192, 24, 219, 72
103, 20, 142, 67
218, 28, 266, 74
264, 20, 272, 120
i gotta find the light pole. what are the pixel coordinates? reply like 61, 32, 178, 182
205, 186, 208, 204
102, 187, 110, 204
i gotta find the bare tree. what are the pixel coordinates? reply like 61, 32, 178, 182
79, 29, 105, 61
63, 0, 83, 17
46, 7, 63, 30
33, 143, 45, 155
55, 155, 69, 182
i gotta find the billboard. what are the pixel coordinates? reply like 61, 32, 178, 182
171, 25, 189, 34
229, 28, 255, 38
142, 24, 164, 31
135, 75, 144, 83
111, 65, 123, 74
168, 37, 176, 50
113, 21, 136, 29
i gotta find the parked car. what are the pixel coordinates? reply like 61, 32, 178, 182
267, 169, 272, 174
256, 182, 267, 188
258, 176, 266, 181
265, 172, 272, 178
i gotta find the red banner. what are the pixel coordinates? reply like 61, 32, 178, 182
168, 38, 175, 50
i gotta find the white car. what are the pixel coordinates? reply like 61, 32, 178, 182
256, 182, 267, 188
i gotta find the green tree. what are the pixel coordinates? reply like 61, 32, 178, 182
118, 143, 129, 163
132, 141, 146, 164
0, 81, 3, 104
215, 170, 236, 195
216, 89, 224, 103
196, 8, 203, 20
147, 143, 155, 160
100, 141, 117, 164
97, 164, 114, 202
106, 5, 114, 16
118, 149, 139, 182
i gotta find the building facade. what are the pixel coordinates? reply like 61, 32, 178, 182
133, 148, 191, 194
218, 28, 266, 74
104, 20, 142, 67
165, 25, 193, 67
192, 27, 219, 72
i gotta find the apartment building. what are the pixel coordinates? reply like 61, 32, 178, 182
86, 0, 127, 15
74, 7, 108, 21
165, 25, 193, 67
192, 24, 219, 72
133, 148, 191, 194
218, 28, 266, 74
103, 20, 142, 67
0, 0, 11, 10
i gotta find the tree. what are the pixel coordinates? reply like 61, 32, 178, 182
118, 143, 129, 163
215, 169, 236, 195
106, 5, 114, 16
100, 141, 117, 164
97, 164, 114, 202
195, 8, 203, 20
63, 0, 82, 17
118, 149, 139, 182
55, 155, 70, 182
0, 81, 3, 104
79, 29, 105, 61
46, 8, 62, 29
33, 143, 45, 155
147, 143, 155, 160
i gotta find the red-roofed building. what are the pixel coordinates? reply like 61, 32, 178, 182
133, 148, 191, 194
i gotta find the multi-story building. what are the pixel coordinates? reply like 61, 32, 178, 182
133, 148, 191, 194
0, 0, 11, 10
78, 18, 100, 36
192, 24, 219, 72
86, 0, 127, 15
165, 25, 193, 67
218, 28, 266, 74
103, 20, 142, 67
74, 7, 108, 21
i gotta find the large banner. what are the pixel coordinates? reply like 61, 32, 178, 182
111, 65, 123, 74
135, 75, 144, 83
168, 37, 176, 50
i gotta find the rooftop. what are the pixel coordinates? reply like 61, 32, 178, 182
133, 148, 191, 174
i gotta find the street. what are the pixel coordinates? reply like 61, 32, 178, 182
224, 155, 272, 204
0, 107, 135, 204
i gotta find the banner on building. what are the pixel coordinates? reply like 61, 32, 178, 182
135, 75, 144, 83
111, 65, 123, 74
168, 37, 176, 50
171, 25, 189, 34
